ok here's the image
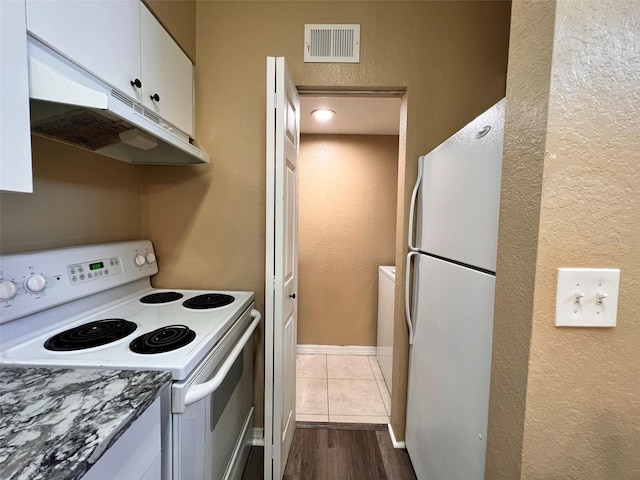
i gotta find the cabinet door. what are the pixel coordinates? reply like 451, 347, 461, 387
1, 0, 33, 193
81, 398, 162, 480
140, 4, 194, 137
26, 0, 142, 101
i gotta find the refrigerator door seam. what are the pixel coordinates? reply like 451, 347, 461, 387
416, 251, 496, 277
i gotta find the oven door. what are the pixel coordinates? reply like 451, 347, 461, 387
171, 307, 260, 480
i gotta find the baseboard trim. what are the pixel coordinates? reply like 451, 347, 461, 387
297, 344, 377, 356
388, 424, 406, 449
251, 427, 264, 446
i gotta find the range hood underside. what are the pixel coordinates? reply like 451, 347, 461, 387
30, 100, 205, 165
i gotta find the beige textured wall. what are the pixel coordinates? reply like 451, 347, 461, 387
521, 0, 640, 477
298, 135, 398, 346
485, 0, 555, 477
487, 0, 640, 478
0, 136, 142, 253
141, 1, 511, 429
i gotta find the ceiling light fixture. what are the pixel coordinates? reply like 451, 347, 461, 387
311, 109, 336, 122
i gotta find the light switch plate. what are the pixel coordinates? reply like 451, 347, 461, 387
555, 268, 620, 327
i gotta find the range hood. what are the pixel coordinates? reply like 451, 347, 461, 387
27, 36, 209, 165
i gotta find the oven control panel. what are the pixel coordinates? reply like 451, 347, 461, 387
0, 240, 158, 324
67, 256, 123, 285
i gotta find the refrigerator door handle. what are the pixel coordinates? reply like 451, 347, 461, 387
405, 251, 419, 345
407, 156, 425, 251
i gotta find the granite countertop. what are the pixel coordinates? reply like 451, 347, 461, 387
0, 367, 172, 480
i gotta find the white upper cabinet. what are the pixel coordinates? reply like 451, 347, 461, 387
1, 0, 33, 193
25, 0, 193, 136
140, 4, 194, 137
26, 0, 143, 102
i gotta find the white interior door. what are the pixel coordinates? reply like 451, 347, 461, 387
265, 56, 299, 480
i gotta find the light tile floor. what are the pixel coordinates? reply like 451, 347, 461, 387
296, 354, 391, 424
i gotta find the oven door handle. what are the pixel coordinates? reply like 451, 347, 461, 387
184, 309, 261, 406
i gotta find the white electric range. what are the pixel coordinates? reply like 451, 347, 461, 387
0, 240, 258, 480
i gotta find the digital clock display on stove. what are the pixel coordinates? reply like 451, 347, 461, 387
89, 262, 104, 271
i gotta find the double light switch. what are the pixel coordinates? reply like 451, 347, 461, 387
555, 268, 620, 327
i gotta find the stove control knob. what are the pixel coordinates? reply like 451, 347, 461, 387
26, 274, 47, 294
0, 281, 18, 301
145, 252, 156, 264
135, 254, 147, 267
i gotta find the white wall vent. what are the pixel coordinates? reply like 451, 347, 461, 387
304, 24, 360, 63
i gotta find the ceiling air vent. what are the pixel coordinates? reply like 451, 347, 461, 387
304, 24, 360, 63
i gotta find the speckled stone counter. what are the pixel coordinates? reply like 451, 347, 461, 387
0, 367, 171, 480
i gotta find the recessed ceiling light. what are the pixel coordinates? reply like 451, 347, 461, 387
311, 109, 336, 122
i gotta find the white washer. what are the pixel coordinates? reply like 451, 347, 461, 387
376, 265, 395, 394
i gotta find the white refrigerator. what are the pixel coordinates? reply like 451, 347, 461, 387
404, 99, 506, 480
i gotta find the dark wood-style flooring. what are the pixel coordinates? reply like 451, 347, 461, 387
241, 423, 417, 480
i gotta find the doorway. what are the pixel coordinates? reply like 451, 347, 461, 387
294, 92, 403, 425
